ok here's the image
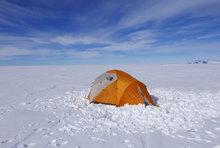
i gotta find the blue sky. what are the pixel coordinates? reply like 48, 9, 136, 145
0, 0, 220, 65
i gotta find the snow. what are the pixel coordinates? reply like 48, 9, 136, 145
0, 64, 220, 148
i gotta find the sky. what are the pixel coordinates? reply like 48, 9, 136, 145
0, 0, 220, 65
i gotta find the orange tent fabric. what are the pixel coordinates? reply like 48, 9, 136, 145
88, 70, 158, 107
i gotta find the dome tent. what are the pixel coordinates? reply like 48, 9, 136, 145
88, 70, 158, 107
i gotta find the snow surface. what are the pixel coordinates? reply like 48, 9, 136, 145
0, 64, 220, 148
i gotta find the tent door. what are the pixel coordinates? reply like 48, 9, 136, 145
137, 85, 151, 106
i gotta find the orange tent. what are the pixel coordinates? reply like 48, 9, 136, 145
88, 70, 158, 107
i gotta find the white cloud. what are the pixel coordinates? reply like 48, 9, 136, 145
0, 0, 56, 18
149, 40, 220, 53
0, 45, 51, 59
0, 16, 19, 27
127, 29, 156, 41
0, 34, 52, 45
116, 0, 219, 30
0, 45, 100, 60
197, 33, 220, 39
0, 0, 219, 62
51, 35, 95, 46
51, 34, 110, 46
90, 29, 157, 51
0, 0, 59, 27
0, 34, 104, 46
91, 41, 150, 51
90, 37, 220, 54
62, 50, 101, 58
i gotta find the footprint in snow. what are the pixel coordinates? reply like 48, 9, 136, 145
33, 128, 49, 132
28, 123, 39, 127
47, 120, 56, 124
1, 139, 14, 144
0, 106, 15, 115
42, 132, 54, 138
17, 143, 36, 148
49, 138, 68, 146
0, 110, 6, 115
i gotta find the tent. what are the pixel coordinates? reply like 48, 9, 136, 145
88, 70, 158, 107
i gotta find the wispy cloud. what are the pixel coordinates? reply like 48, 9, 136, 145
89, 29, 157, 51
0, 0, 56, 18
0, 0, 59, 28
0, 0, 220, 64
50, 34, 109, 46
127, 30, 156, 42
116, 0, 219, 30
0, 45, 50, 60
197, 33, 220, 39
62, 50, 101, 58
147, 40, 220, 54
0, 45, 101, 60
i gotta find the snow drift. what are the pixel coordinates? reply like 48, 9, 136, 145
18, 89, 220, 137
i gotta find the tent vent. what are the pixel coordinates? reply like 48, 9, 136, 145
106, 76, 113, 81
